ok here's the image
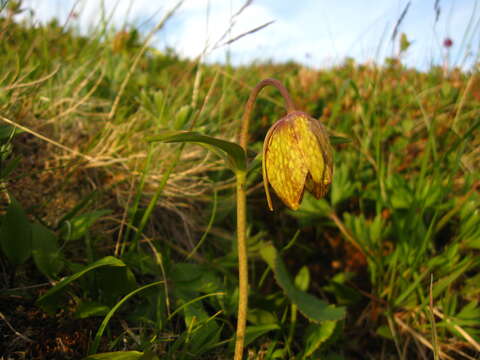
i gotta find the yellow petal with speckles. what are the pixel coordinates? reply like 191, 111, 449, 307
294, 113, 333, 198
264, 117, 307, 210
262, 111, 334, 211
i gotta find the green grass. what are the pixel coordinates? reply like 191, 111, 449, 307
0, 5, 479, 360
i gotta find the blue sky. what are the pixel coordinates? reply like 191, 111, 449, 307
17, 0, 480, 70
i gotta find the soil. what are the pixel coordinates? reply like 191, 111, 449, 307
1, 132, 105, 359
0, 293, 99, 360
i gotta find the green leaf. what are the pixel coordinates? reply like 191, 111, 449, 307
180, 292, 221, 355
387, 174, 413, 209
376, 325, 394, 339
148, 130, 246, 171
31, 223, 64, 278
140, 351, 160, 360
331, 163, 356, 207
0, 197, 32, 265
90, 281, 164, 354
323, 273, 362, 305
172, 275, 222, 356
61, 209, 111, 241
270, 348, 286, 359
455, 301, 480, 327
295, 266, 310, 291
289, 193, 332, 224
0, 156, 20, 177
0, 124, 23, 140
431, 259, 472, 300
174, 105, 193, 130
245, 324, 280, 346
96, 266, 137, 306
329, 135, 351, 145
37, 256, 126, 313
74, 300, 110, 319
82, 351, 144, 360
170, 263, 221, 293
247, 308, 278, 325
259, 242, 345, 322
304, 321, 337, 357
463, 273, 480, 297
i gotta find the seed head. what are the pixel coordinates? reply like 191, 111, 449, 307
262, 111, 333, 211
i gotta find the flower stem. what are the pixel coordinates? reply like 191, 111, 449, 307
234, 170, 248, 360
239, 78, 295, 149
234, 78, 295, 360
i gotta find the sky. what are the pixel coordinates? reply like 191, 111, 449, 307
14, 0, 480, 70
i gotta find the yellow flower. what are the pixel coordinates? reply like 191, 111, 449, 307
262, 111, 333, 211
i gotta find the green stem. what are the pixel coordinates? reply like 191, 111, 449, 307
234, 78, 295, 359
239, 78, 295, 149
287, 304, 298, 352
234, 170, 248, 360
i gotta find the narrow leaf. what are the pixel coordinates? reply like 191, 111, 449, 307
82, 351, 144, 360
37, 256, 125, 311
148, 130, 246, 170
74, 301, 110, 319
329, 135, 351, 145
61, 209, 111, 241
174, 105, 193, 130
90, 281, 164, 354
260, 242, 345, 322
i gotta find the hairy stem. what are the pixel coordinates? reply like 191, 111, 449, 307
234, 78, 295, 360
234, 170, 248, 360
239, 78, 295, 149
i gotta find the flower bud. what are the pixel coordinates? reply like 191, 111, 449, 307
262, 111, 333, 210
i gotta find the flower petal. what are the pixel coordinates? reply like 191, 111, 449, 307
310, 117, 333, 184
264, 118, 308, 210
262, 121, 279, 211
292, 112, 333, 199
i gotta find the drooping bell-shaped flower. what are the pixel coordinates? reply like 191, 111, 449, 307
262, 111, 333, 211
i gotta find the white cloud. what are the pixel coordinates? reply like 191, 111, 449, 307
162, 1, 276, 60
16, 0, 480, 70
